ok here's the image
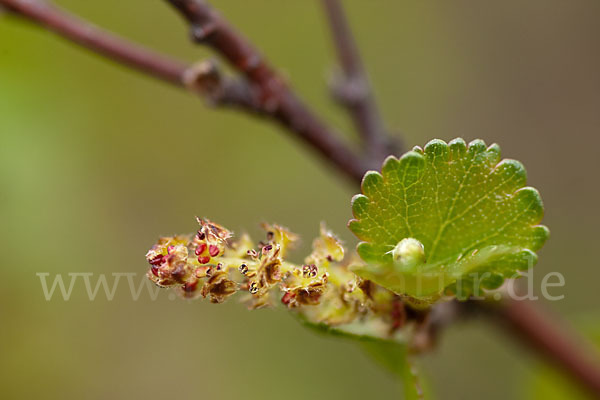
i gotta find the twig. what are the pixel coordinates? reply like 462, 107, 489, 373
320, 0, 391, 166
486, 299, 600, 397
0, 0, 260, 111
417, 299, 600, 397
1, 0, 188, 85
0, 0, 365, 182
165, 0, 366, 181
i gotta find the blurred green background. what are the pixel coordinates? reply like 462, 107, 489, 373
1, 0, 599, 399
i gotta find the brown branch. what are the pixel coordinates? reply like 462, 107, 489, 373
0, 0, 259, 111
320, 0, 392, 166
165, 0, 367, 181
1, 0, 187, 85
416, 299, 600, 398
487, 299, 600, 397
420, 299, 600, 397
0, 0, 365, 182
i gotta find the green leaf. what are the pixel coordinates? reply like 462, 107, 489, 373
298, 317, 407, 374
349, 138, 549, 302
297, 314, 426, 399
361, 342, 425, 400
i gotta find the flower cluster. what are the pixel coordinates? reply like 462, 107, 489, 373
145, 218, 410, 338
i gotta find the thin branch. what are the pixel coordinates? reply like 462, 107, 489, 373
420, 299, 600, 397
0, 0, 259, 111
320, 0, 391, 166
1, 0, 187, 85
487, 299, 600, 398
1, 0, 365, 182
165, 0, 367, 181
417, 299, 600, 398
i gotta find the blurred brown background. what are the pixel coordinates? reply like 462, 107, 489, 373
1, 0, 599, 399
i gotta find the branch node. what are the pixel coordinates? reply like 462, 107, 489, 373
190, 20, 216, 42
182, 59, 265, 112
183, 59, 221, 94
241, 53, 261, 72
329, 71, 368, 107
166, 0, 365, 181
320, 0, 393, 164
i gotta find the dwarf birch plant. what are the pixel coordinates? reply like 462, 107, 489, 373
145, 138, 549, 397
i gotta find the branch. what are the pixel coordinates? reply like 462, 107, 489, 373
415, 299, 600, 397
165, 0, 366, 181
320, 0, 392, 166
486, 299, 600, 397
1, 0, 188, 85
0, 0, 365, 182
0, 0, 261, 111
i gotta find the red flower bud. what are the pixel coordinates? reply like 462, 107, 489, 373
208, 244, 220, 257
149, 254, 165, 266
198, 255, 210, 264
195, 243, 207, 256
183, 280, 198, 293
281, 292, 295, 305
